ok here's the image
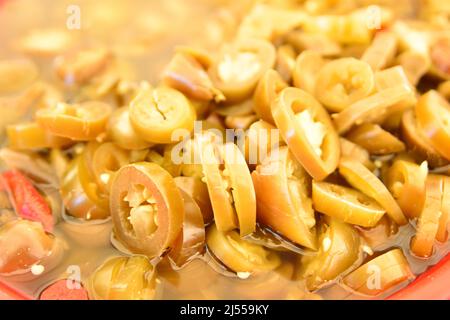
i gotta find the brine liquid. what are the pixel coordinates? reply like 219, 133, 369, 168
0, 0, 449, 300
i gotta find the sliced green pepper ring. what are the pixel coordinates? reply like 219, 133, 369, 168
110, 162, 184, 258
206, 224, 281, 273
314, 57, 374, 112
36, 101, 112, 141
271, 87, 340, 181
339, 158, 408, 226
200, 140, 256, 236
129, 86, 196, 144
312, 181, 386, 227
333, 84, 415, 134
208, 38, 276, 103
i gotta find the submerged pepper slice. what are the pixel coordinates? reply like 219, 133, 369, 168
168, 188, 205, 267
386, 160, 427, 219
410, 175, 444, 258
252, 146, 317, 249
39, 279, 89, 300
36, 101, 112, 141
339, 158, 407, 225
61, 157, 109, 220
110, 162, 184, 258
90, 256, 157, 300
0, 219, 55, 276
129, 86, 196, 144
91, 142, 129, 194
206, 224, 280, 273
271, 87, 340, 181
343, 248, 413, 296
357, 215, 398, 249
312, 181, 385, 227
437, 177, 450, 243
298, 217, 361, 290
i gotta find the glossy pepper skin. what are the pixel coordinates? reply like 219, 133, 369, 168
346, 123, 405, 155
206, 224, 281, 273
415, 90, 450, 161
339, 158, 407, 225
6, 122, 73, 150
1, 169, 54, 232
208, 38, 276, 103
90, 256, 157, 300
312, 181, 385, 227
343, 248, 414, 296
201, 141, 256, 236
110, 162, 184, 258
386, 160, 427, 219
0, 219, 55, 276
400, 109, 449, 168
298, 217, 361, 291
252, 146, 317, 249
36, 101, 112, 141
271, 87, 340, 181
410, 174, 444, 258
168, 188, 205, 267
129, 87, 196, 144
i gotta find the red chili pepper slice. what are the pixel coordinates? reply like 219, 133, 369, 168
1, 169, 54, 232
39, 279, 89, 300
